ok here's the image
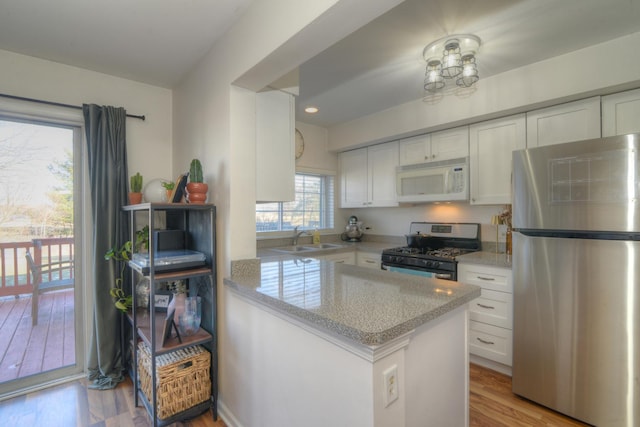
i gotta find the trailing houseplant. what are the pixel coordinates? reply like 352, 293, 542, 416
105, 226, 149, 312
129, 172, 143, 204
186, 159, 208, 203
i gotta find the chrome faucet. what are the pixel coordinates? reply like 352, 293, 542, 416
292, 226, 308, 246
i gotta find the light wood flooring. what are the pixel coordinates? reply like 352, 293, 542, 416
0, 364, 590, 426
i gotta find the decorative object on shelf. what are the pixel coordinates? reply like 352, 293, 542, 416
129, 172, 143, 204
135, 277, 151, 308
143, 178, 170, 203
498, 204, 513, 255
178, 296, 201, 336
186, 159, 208, 203
422, 34, 481, 95
167, 280, 187, 328
161, 180, 175, 202
295, 128, 305, 159
490, 214, 503, 254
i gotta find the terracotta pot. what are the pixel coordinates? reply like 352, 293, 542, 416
165, 189, 172, 202
128, 192, 143, 204
186, 182, 208, 204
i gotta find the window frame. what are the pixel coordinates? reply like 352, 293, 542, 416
256, 168, 337, 238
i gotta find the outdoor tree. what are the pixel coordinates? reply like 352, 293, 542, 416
47, 149, 73, 236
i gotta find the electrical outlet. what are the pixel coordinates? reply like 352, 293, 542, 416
382, 365, 399, 407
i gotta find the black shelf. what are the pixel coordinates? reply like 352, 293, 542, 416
124, 203, 217, 427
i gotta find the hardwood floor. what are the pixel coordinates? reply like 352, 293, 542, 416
469, 364, 590, 427
0, 364, 589, 426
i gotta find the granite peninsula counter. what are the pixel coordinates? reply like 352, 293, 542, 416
223, 255, 481, 427
225, 255, 480, 347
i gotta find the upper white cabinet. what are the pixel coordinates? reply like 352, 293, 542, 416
398, 126, 468, 165
256, 90, 295, 202
602, 88, 640, 137
339, 142, 399, 208
526, 97, 601, 147
469, 114, 526, 205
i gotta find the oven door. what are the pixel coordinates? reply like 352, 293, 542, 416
381, 263, 454, 280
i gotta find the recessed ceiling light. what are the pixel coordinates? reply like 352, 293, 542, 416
304, 106, 319, 114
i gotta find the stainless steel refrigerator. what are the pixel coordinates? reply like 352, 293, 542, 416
512, 133, 640, 427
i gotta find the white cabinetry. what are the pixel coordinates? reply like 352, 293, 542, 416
339, 142, 399, 208
315, 251, 356, 265
469, 114, 526, 205
256, 90, 295, 202
526, 97, 601, 147
398, 126, 468, 166
459, 263, 513, 374
356, 250, 381, 269
602, 88, 640, 136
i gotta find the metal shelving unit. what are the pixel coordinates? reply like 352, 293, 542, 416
123, 203, 217, 427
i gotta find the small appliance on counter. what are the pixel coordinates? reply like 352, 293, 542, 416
341, 215, 365, 242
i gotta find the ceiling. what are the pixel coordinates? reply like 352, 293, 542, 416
0, 0, 253, 88
296, 0, 640, 127
1, 0, 640, 128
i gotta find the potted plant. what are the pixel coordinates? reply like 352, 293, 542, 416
105, 226, 149, 312
129, 172, 143, 204
161, 181, 175, 202
186, 159, 208, 203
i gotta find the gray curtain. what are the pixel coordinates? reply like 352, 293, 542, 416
83, 104, 129, 389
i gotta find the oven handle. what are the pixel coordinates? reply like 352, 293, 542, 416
381, 263, 453, 280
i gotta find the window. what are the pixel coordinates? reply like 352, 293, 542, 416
256, 173, 335, 232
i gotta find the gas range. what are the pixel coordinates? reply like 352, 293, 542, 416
381, 223, 481, 281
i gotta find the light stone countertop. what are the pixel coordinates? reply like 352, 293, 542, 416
456, 251, 513, 269
224, 255, 480, 347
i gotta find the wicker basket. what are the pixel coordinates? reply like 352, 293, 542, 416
137, 342, 211, 419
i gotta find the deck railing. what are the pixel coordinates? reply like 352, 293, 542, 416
0, 237, 74, 297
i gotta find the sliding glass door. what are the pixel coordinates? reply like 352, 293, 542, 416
0, 117, 83, 398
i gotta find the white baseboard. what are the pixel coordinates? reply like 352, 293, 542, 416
470, 354, 512, 376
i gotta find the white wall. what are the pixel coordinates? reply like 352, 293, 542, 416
295, 121, 338, 172
329, 32, 640, 151
0, 48, 173, 375
171, 1, 403, 424
0, 49, 173, 181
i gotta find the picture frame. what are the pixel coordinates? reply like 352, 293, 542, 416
161, 311, 176, 346
170, 173, 189, 203
154, 290, 172, 312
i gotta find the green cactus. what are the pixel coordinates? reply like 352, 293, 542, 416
189, 159, 203, 183
130, 172, 143, 192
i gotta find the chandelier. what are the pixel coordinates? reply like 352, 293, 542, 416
423, 34, 481, 93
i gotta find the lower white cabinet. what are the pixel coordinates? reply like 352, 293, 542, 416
459, 263, 513, 369
356, 251, 381, 269
315, 251, 356, 265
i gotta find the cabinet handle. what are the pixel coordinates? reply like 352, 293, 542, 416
365, 260, 376, 264
477, 303, 495, 310
476, 276, 495, 281
336, 260, 345, 263
477, 337, 495, 345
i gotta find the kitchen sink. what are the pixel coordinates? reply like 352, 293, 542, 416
271, 245, 314, 253
302, 243, 344, 250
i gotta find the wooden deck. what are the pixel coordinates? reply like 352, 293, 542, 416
0, 290, 75, 383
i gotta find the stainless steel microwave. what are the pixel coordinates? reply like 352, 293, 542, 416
396, 157, 468, 203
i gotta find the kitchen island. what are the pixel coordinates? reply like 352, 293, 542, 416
223, 255, 480, 427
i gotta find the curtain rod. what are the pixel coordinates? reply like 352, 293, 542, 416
0, 92, 146, 121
